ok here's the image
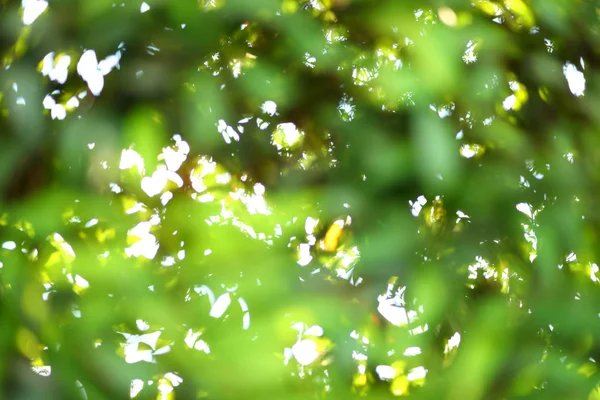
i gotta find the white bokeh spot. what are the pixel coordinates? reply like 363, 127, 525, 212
77, 49, 122, 96
22, 0, 48, 25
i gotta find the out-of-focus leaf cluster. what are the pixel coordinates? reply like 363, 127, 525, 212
2, 0, 600, 399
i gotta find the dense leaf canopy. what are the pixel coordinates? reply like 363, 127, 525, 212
2, 0, 600, 399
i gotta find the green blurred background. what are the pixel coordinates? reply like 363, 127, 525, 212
2, 0, 600, 398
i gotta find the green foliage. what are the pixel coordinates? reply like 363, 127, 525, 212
1, 0, 600, 399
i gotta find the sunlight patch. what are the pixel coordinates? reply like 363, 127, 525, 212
118, 330, 170, 364
404, 347, 422, 356
438, 7, 457, 27
141, 168, 183, 197
209, 293, 231, 318
32, 366, 51, 377
409, 195, 427, 217
41, 53, 71, 84
66, 273, 89, 290
503, 94, 516, 110
460, 143, 483, 158
130, 379, 144, 398
305, 216, 319, 235
22, 0, 48, 25
407, 366, 428, 381
125, 221, 159, 259
462, 41, 478, 64
2, 241, 16, 250
297, 243, 313, 266
563, 62, 585, 97
217, 119, 240, 144
161, 135, 189, 172
273, 123, 303, 150
376, 365, 397, 380
590, 263, 599, 282
52, 233, 76, 258
77, 49, 122, 96
158, 373, 182, 397
352, 67, 377, 86
119, 149, 144, 174
292, 339, 320, 366
377, 295, 409, 327
516, 202, 533, 219
185, 329, 211, 353
261, 100, 278, 116
43, 95, 67, 120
